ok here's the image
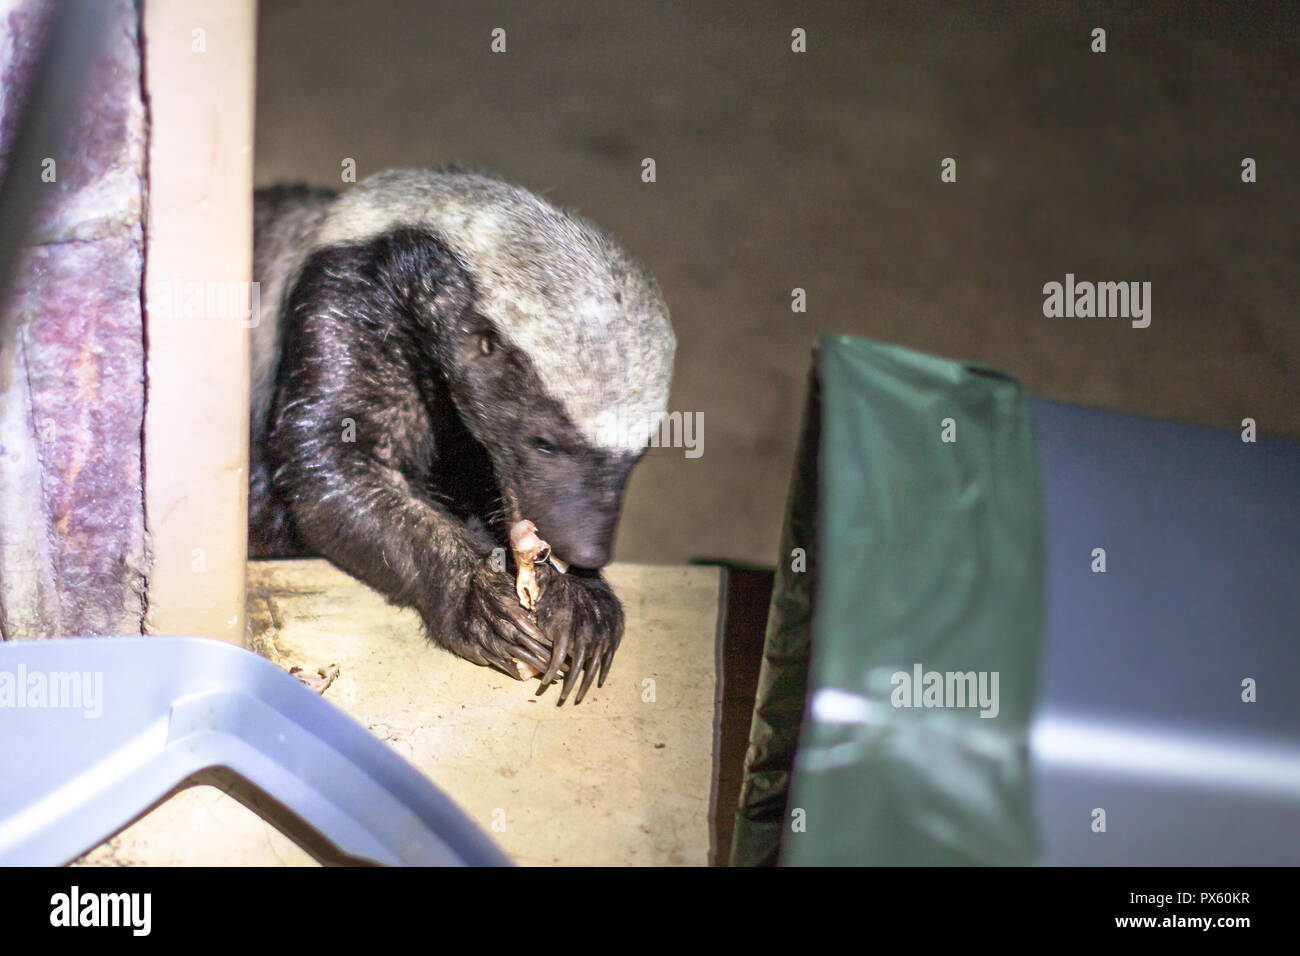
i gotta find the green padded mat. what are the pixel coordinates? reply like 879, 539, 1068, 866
731, 336, 1045, 866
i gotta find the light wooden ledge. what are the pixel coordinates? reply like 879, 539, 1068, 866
76, 560, 722, 867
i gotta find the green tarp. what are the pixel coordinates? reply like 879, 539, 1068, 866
731, 336, 1045, 865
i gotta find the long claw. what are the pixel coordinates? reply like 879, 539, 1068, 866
597, 646, 614, 688
490, 600, 556, 678
501, 602, 549, 649
484, 650, 522, 680
512, 628, 552, 662
497, 637, 548, 676
540, 629, 570, 689
489, 616, 543, 664
575, 653, 600, 704
559, 645, 587, 705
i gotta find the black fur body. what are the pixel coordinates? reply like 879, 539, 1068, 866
249, 170, 675, 704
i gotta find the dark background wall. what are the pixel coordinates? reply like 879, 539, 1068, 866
254, 0, 1299, 567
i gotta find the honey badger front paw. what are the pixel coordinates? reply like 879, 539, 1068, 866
445, 561, 554, 680
533, 567, 624, 705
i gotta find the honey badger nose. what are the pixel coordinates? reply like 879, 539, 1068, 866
539, 512, 615, 568
525, 465, 629, 569
551, 538, 611, 570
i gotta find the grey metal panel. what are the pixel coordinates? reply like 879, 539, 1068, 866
1030, 400, 1300, 864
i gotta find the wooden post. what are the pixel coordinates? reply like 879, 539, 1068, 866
141, 0, 257, 643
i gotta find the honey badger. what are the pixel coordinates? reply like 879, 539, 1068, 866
249, 168, 674, 705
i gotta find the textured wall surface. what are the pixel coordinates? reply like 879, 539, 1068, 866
0, 0, 148, 638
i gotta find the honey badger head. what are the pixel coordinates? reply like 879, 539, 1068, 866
312, 168, 676, 568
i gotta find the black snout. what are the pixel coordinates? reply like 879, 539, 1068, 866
514, 450, 639, 570
552, 539, 611, 569
531, 501, 618, 569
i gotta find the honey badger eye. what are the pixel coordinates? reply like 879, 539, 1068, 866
531, 436, 556, 454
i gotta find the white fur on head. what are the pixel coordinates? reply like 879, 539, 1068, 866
313, 168, 675, 453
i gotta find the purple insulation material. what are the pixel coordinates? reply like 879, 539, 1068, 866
0, 0, 148, 638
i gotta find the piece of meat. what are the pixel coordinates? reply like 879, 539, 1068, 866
507, 519, 555, 680
509, 519, 550, 612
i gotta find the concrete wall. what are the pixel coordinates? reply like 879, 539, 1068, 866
0, 0, 256, 643
0, 0, 149, 638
